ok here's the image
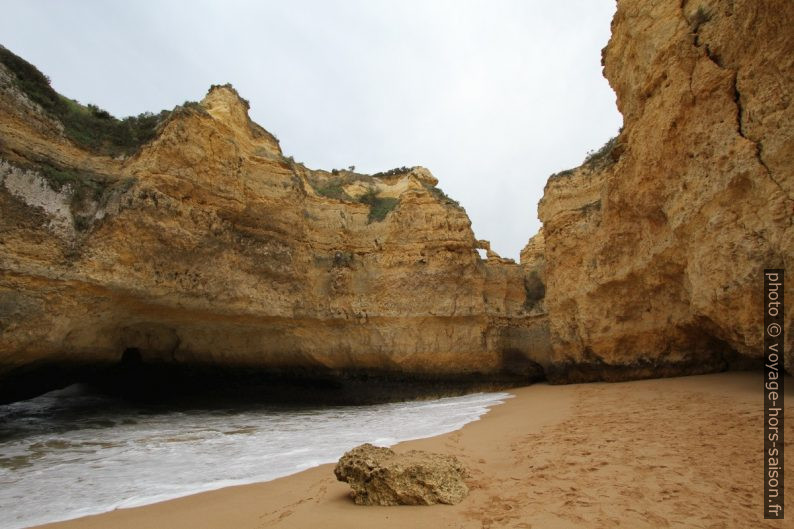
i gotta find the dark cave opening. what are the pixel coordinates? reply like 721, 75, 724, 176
120, 347, 143, 367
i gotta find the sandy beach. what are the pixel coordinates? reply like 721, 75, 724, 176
31, 372, 791, 529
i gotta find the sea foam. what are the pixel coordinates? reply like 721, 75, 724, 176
0, 385, 509, 529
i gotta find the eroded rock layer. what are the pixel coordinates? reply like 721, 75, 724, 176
535, 0, 793, 380
0, 50, 549, 400
334, 443, 469, 506
2, 0, 790, 398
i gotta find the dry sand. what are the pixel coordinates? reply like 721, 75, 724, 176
33, 372, 792, 529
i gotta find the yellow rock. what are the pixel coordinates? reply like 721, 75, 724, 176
0, 67, 548, 397
533, 0, 793, 380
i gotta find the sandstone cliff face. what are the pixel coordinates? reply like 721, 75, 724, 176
0, 53, 549, 399
3, 0, 789, 398
534, 0, 793, 379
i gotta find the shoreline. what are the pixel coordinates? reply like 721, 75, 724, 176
32, 372, 791, 529
1, 389, 509, 529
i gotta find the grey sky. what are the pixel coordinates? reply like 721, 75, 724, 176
3, 0, 621, 259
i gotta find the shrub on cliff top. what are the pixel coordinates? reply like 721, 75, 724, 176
0, 45, 60, 112
422, 182, 461, 208
548, 134, 621, 181
583, 135, 619, 169
372, 166, 411, 179
0, 45, 169, 156
208, 83, 250, 109
310, 169, 377, 201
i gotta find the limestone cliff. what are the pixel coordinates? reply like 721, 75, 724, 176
532, 0, 793, 380
3, 0, 790, 399
0, 47, 549, 401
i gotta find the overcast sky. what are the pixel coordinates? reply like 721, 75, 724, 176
3, 0, 621, 259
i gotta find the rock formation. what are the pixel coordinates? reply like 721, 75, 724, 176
334, 443, 469, 505
0, 46, 548, 401
1, 0, 791, 400
530, 0, 793, 380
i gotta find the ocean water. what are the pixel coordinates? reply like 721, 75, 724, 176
0, 384, 510, 529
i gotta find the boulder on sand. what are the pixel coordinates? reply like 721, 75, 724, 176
334, 443, 469, 505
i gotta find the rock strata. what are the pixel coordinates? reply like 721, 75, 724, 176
532, 0, 793, 379
0, 46, 548, 401
1, 0, 791, 398
334, 443, 469, 505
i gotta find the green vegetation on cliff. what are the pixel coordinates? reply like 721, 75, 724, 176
582, 135, 620, 170
307, 170, 401, 222
0, 45, 169, 156
549, 134, 621, 181
422, 181, 460, 208
315, 181, 353, 201
359, 190, 399, 223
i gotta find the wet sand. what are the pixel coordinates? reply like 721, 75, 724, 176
32, 372, 792, 529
